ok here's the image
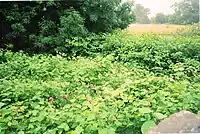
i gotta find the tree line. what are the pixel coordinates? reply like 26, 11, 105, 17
134, 0, 199, 24
0, 0, 135, 53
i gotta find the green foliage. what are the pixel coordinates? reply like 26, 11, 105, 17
116, 3, 135, 29
98, 32, 200, 78
58, 10, 88, 39
0, 32, 200, 133
168, 0, 199, 24
82, 0, 135, 32
154, 13, 166, 24
0, 1, 135, 53
134, 4, 150, 24
175, 24, 200, 36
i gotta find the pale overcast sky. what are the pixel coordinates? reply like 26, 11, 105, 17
135, 0, 180, 17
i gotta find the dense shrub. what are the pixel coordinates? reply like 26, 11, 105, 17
31, 30, 200, 77
0, 1, 135, 53
0, 23, 200, 133
95, 32, 200, 78
0, 51, 200, 133
175, 24, 200, 36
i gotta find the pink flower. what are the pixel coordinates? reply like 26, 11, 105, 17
87, 98, 92, 103
63, 95, 68, 99
49, 97, 54, 103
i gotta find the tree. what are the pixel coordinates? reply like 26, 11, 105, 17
82, 0, 135, 32
165, 14, 176, 24
170, 0, 199, 24
0, 0, 135, 53
134, 4, 150, 24
155, 13, 166, 24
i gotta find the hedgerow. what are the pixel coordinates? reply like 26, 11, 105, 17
53, 31, 200, 78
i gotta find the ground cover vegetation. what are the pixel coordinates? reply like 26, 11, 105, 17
0, 0, 200, 134
0, 31, 200, 133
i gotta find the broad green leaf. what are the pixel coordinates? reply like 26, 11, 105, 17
37, 111, 46, 121
1, 98, 11, 102
98, 127, 115, 134
87, 113, 95, 121
141, 120, 156, 134
32, 110, 38, 116
34, 127, 41, 133
141, 101, 150, 106
74, 126, 84, 134
139, 107, 152, 114
58, 123, 70, 131
107, 127, 115, 134
17, 131, 24, 134
1, 109, 12, 118
114, 121, 122, 126
44, 129, 57, 134
0, 102, 5, 108
98, 128, 107, 134
101, 112, 109, 119
86, 125, 98, 132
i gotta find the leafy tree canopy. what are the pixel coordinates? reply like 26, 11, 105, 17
155, 13, 166, 24
0, 0, 135, 53
134, 4, 150, 24
169, 0, 199, 24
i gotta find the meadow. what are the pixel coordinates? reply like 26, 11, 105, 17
128, 24, 191, 35
0, 24, 200, 134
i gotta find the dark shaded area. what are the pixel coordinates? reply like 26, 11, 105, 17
0, 1, 135, 54
0, 1, 84, 52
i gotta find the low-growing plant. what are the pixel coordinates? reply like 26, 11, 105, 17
0, 50, 200, 134
175, 24, 200, 36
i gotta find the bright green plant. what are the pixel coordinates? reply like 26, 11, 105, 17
1, 28, 200, 134
0, 49, 200, 133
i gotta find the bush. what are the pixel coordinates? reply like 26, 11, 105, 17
0, 1, 135, 53
1, 22, 200, 133
175, 24, 200, 36
33, 10, 88, 53
85, 31, 200, 79
45, 30, 200, 78
0, 51, 200, 133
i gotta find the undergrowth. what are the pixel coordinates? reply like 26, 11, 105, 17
0, 31, 200, 134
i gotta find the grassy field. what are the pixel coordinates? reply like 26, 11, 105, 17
128, 24, 187, 34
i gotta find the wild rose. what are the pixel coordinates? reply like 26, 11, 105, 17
63, 95, 68, 99
87, 98, 92, 103
49, 97, 54, 103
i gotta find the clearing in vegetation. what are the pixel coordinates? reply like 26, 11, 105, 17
128, 24, 188, 34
